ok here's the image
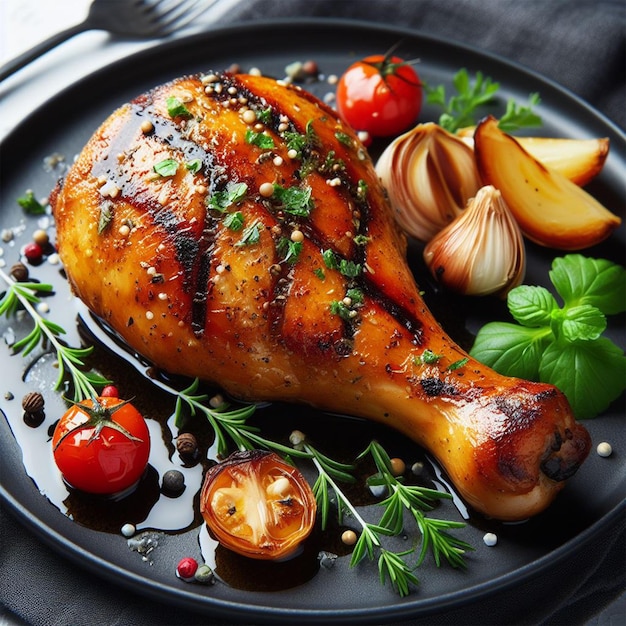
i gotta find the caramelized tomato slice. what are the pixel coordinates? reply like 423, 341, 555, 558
200, 450, 317, 560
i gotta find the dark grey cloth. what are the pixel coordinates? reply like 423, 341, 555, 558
1, 1, 625, 625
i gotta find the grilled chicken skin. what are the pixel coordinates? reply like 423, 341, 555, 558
52, 72, 590, 520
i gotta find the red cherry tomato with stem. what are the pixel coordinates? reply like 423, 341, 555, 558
336, 52, 422, 137
52, 396, 150, 495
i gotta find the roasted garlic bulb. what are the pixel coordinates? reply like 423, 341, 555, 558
423, 185, 526, 297
375, 122, 482, 241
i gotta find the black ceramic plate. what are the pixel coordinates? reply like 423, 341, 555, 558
0, 19, 624, 625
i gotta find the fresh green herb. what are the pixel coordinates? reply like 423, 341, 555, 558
0, 270, 110, 400
319, 150, 345, 174
313, 267, 326, 281
17, 190, 46, 215
235, 221, 262, 247
425, 68, 542, 134
353, 234, 370, 246
256, 107, 273, 124
153, 158, 179, 177
166, 96, 192, 118
356, 179, 368, 202
415, 349, 442, 365
277, 237, 303, 264
245, 129, 275, 149
271, 184, 314, 217
284, 120, 320, 156
330, 300, 355, 321
335, 131, 354, 147
223, 211, 245, 231
185, 158, 202, 173
322, 249, 362, 278
447, 357, 469, 371
207, 182, 248, 212
470, 255, 626, 419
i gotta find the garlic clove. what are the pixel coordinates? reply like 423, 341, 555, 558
474, 116, 621, 250
423, 185, 526, 297
457, 128, 609, 187
375, 122, 482, 242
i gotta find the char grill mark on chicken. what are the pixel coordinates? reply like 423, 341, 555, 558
51, 71, 591, 521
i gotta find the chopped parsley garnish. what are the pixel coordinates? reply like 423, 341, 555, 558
447, 357, 469, 371
185, 158, 202, 173
256, 107, 273, 124
17, 190, 46, 215
335, 131, 354, 147
425, 68, 542, 134
166, 96, 192, 118
277, 237, 303, 264
415, 349, 442, 365
245, 129, 275, 149
284, 120, 320, 156
322, 249, 362, 278
207, 182, 248, 212
153, 158, 179, 177
353, 234, 370, 246
223, 211, 245, 231
271, 184, 314, 217
313, 267, 326, 281
235, 221, 262, 247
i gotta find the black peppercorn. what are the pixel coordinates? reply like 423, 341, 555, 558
22, 391, 45, 427
161, 469, 185, 496
10, 262, 29, 282
176, 432, 198, 460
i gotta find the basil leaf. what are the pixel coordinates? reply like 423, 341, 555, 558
507, 285, 558, 327
550, 254, 626, 315
556, 304, 606, 342
470, 322, 548, 381
540, 338, 626, 419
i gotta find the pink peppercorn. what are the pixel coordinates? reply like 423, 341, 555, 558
100, 385, 119, 398
176, 557, 198, 581
23, 242, 43, 264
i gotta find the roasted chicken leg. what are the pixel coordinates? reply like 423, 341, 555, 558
51, 71, 590, 520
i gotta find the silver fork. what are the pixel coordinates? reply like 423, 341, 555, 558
0, 0, 214, 82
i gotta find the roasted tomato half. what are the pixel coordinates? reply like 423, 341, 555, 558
201, 450, 317, 561
52, 396, 150, 495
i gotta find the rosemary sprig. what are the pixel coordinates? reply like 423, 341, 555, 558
0, 269, 109, 400
303, 437, 419, 597
361, 441, 473, 569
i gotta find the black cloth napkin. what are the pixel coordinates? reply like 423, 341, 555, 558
1, 1, 625, 625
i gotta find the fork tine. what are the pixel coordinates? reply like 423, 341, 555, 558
149, 0, 216, 34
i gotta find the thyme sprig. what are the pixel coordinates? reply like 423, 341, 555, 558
0, 269, 110, 400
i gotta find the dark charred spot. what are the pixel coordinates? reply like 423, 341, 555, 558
420, 378, 458, 397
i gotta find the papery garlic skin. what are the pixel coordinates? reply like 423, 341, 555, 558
376, 122, 482, 242
423, 185, 526, 297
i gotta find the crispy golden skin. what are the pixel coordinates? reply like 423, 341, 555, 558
52, 72, 590, 520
